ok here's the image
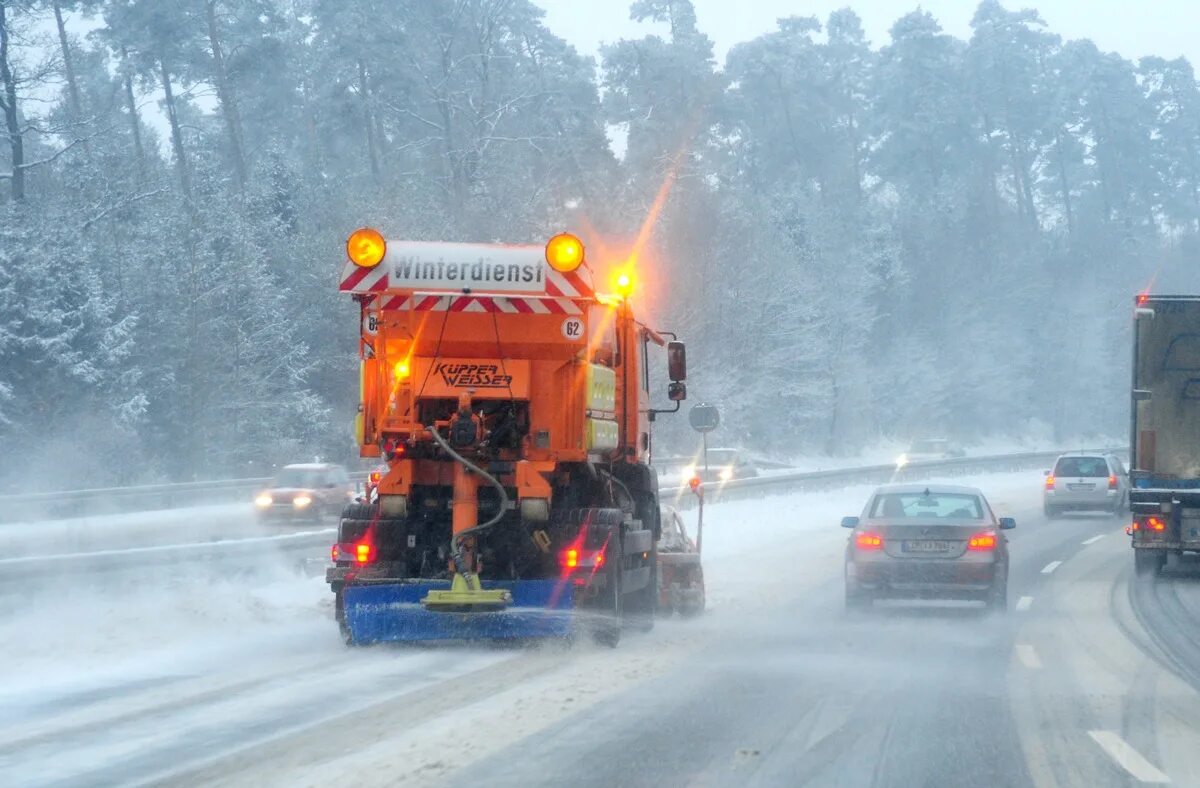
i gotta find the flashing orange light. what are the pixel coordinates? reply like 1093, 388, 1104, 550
614, 271, 634, 296
369, 471, 382, 485
347, 227, 386, 268
688, 476, 702, 493
855, 532, 883, 550
356, 542, 372, 563
393, 360, 410, 380
545, 233, 585, 273
968, 532, 997, 550
1137, 293, 1150, 305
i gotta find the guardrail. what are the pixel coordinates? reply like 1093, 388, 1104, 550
657, 448, 1109, 508
0, 472, 371, 524
0, 448, 1117, 590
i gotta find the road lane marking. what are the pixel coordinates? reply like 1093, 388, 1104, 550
1016, 595, 1033, 611
1088, 730, 1170, 783
1015, 644, 1042, 669
1041, 560, 1062, 574
1082, 535, 1105, 545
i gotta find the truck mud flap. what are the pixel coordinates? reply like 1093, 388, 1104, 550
343, 579, 575, 645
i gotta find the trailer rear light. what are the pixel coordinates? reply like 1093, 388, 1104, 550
1148, 517, 1166, 532
559, 548, 605, 569
1109, 475, 1118, 490
968, 532, 997, 551
854, 532, 883, 550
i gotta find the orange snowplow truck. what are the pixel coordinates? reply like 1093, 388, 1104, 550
328, 229, 687, 646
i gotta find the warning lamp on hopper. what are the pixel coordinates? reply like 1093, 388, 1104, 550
545, 232, 585, 273
393, 360, 410, 380
347, 227, 387, 268
613, 271, 634, 298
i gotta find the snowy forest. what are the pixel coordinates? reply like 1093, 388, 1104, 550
0, 0, 1194, 489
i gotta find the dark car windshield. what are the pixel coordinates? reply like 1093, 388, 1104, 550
272, 468, 323, 488
870, 492, 984, 519
1054, 457, 1109, 477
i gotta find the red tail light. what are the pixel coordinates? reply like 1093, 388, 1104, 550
855, 532, 883, 550
1108, 475, 1118, 490
968, 532, 997, 551
1045, 474, 1055, 489
356, 542, 372, 563
559, 547, 605, 569
1147, 517, 1166, 532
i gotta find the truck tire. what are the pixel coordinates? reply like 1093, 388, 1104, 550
576, 507, 623, 647
1135, 549, 1164, 579
338, 503, 379, 543
625, 541, 657, 633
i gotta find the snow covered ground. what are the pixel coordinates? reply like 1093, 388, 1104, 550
0, 469, 1042, 786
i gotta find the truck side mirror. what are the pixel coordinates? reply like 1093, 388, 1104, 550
668, 381, 687, 402
667, 341, 686, 382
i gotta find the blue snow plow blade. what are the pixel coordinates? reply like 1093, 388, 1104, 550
343, 579, 575, 644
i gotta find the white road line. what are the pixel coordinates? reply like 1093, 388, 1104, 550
1082, 535, 1105, 545
1015, 644, 1042, 669
1041, 560, 1063, 574
1016, 595, 1034, 612
1088, 730, 1171, 783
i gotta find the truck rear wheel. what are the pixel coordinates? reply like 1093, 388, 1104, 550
1135, 549, 1164, 578
625, 541, 657, 633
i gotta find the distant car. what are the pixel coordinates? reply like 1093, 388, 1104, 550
842, 483, 1014, 611
1043, 452, 1128, 517
903, 438, 966, 462
681, 448, 758, 483
255, 463, 355, 522
656, 504, 704, 617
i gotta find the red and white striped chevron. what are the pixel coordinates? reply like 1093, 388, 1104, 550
372, 294, 584, 315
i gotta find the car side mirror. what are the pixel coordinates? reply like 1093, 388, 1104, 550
999, 517, 1016, 530
668, 381, 687, 402
841, 516, 860, 529
667, 341, 687, 382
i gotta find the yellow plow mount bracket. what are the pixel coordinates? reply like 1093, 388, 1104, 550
421, 572, 513, 612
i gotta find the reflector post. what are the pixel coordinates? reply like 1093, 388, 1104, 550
347, 227, 387, 268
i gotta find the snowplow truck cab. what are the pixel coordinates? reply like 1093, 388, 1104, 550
328, 229, 687, 645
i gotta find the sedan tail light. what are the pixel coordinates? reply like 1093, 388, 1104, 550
968, 531, 997, 551
855, 532, 883, 551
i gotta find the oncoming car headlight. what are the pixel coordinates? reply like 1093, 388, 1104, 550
719, 467, 734, 481
293, 495, 313, 508
255, 493, 272, 508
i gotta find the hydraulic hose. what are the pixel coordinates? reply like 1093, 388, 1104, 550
427, 425, 510, 546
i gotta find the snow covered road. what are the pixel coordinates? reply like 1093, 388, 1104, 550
0, 470, 1042, 787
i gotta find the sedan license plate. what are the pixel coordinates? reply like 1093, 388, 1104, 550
903, 540, 953, 553
1068, 483, 1095, 491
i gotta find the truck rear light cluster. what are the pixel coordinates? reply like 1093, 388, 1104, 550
968, 531, 997, 551
1127, 517, 1168, 535
854, 532, 883, 551
332, 542, 374, 564
559, 547, 605, 569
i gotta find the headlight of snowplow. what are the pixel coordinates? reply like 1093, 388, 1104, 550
293, 495, 313, 508
255, 493, 272, 508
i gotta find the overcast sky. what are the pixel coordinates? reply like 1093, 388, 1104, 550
537, 0, 1200, 66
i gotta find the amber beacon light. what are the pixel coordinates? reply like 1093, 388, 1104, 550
347, 227, 387, 268
545, 232, 585, 273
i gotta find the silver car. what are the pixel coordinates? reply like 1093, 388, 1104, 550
1043, 453, 1129, 517
842, 483, 1015, 611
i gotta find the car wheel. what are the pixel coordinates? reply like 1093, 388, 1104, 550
986, 579, 1008, 612
845, 581, 872, 612
1043, 503, 1057, 519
